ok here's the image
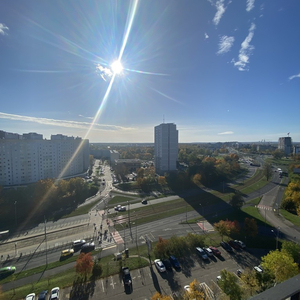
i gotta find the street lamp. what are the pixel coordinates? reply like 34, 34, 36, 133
14, 201, 17, 228
271, 227, 280, 249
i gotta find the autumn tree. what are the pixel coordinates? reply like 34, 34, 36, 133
240, 269, 259, 297
154, 237, 168, 258
214, 220, 240, 240
217, 269, 243, 300
151, 292, 172, 300
244, 218, 258, 238
183, 279, 205, 300
263, 163, 273, 181
75, 253, 94, 279
261, 249, 298, 283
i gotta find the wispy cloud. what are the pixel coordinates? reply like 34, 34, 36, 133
205, 33, 209, 39
246, 0, 255, 12
217, 35, 235, 54
96, 64, 113, 81
0, 112, 134, 132
218, 131, 234, 135
289, 73, 300, 80
0, 23, 9, 35
209, 0, 228, 26
232, 23, 256, 71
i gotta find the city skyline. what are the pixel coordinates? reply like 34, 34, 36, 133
0, 1, 300, 143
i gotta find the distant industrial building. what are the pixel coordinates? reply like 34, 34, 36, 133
154, 123, 178, 175
278, 136, 293, 156
0, 131, 89, 186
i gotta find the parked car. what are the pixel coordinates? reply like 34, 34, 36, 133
220, 241, 233, 252
154, 259, 166, 272
0, 266, 16, 275
235, 240, 246, 249
50, 287, 60, 300
141, 199, 148, 204
209, 246, 221, 256
254, 266, 263, 273
122, 267, 132, 285
196, 247, 208, 260
72, 239, 86, 248
37, 290, 48, 300
60, 249, 74, 257
237, 269, 243, 277
204, 247, 213, 257
184, 285, 191, 293
80, 242, 95, 253
169, 255, 180, 268
228, 240, 240, 250
162, 258, 172, 271
25, 293, 36, 300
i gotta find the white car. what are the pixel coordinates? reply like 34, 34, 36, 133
254, 266, 263, 273
50, 287, 60, 300
154, 259, 166, 272
25, 293, 35, 300
204, 247, 213, 257
184, 285, 191, 293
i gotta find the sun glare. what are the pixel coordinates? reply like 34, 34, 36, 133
111, 60, 123, 74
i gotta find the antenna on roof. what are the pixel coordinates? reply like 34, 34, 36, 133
163, 115, 165, 123
287, 132, 290, 137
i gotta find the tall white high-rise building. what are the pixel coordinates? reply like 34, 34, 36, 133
154, 123, 178, 175
0, 131, 89, 186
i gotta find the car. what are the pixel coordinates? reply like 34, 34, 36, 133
25, 293, 36, 300
80, 241, 95, 253
141, 199, 148, 204
235, 240, 246, 249
204, 247, 213, 257
220, 241, 233, 252
196, 247, 208, 260
122, 267, 132, 285
154, 259, 166, 272
209, 246, 221, 256
228, 240, 240, 250
72, 239, 86, 248
169, 255, 180, 268
254, 266, 263, 273
184, 285, 191, 293
0, 266, 16, 275
61, 249, 74, 257
50, 287, 60, 300
216, 275, 221, 282
114, 205, 126, 211
37, 290, 48, 300
162, 258, 172, 271
237, 269, 243, 277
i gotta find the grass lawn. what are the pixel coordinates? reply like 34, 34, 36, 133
62, 200, 98, 218
109, 195, 140, 205
279, 209, 300, 227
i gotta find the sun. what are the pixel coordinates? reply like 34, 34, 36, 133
111, 60, 123, 74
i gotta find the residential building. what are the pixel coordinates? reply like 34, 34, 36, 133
0, 131, 89, 186
154, 123, 178, 175
278, 136, 293, 156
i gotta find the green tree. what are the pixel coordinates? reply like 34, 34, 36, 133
281, 241, 300, 264
261, 249, 298, 283
240, 269, 259, 297
218, 269, 243, 300
229, 192, 244, 209
263, 163, 273, 181
273, 149, 284, 160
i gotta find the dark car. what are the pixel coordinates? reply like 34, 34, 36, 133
209, 246, 221, 256
141, 199, 148, 204
235, 240, 246, 249
122, 267, 132, 285
162, 258, 172, 271
169, 255, 180, 269
220, 241, 233, 252
228, 240, 240, 250
38, 290, 48, 300
80, 242, 95, 253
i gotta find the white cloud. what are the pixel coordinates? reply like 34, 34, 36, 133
211, 0, 227, 26
0, 23, 9, 35
205, 33, 209, 39
246, 0, 255, 12
218, 131, 234, 135
217, 35, 235, 54
96, 64, 113, 81
232, 23, 256, 71
0, 112, 134, 132
289, 73, 300, 80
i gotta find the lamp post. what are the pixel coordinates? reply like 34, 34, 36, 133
199, 204, 204, 232
271, 227, 280, 249
14, 201, 17, 228
44, 216, 48, 266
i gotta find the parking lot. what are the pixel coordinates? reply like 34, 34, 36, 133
61, 247, 263, 300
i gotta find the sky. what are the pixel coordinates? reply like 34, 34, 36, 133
0, 0, 300, 143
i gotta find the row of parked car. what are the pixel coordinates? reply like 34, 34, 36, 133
154, 255, 181, 272
60, 239, 95, 258
25, 287, 60, 300
220, 240, 246, 253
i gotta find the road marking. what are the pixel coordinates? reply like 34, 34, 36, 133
101, 279, 105, 292
102, 245, 117, 250
110, 276, 116, 289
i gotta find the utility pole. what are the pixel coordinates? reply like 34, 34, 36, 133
44, 216, 48, 266
14, 201, 17, 228
128, 200, 132, 238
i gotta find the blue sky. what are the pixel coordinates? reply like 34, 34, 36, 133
0, 0, 299, 143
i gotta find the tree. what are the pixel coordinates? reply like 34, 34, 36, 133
214, 220, 239, 240
151, 292, 172, 300
229, 192, 244, 209
282, 241, 300, 263
261, 249, 298, 283
183, 279, 205, 300
218, 269, 243, 300
263, 163, 272, 181
240, 269, 259, 297
154, 237, 168, 258
75, 253, 94, 279
244, 218, 258, 238
273, 149, 284, 160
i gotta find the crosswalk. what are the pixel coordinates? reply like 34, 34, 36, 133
256, 205, 273, 211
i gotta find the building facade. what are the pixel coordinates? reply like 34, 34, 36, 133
278, 136, 293, 156
0, 131, 89, 186
154, 123, 178, 175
